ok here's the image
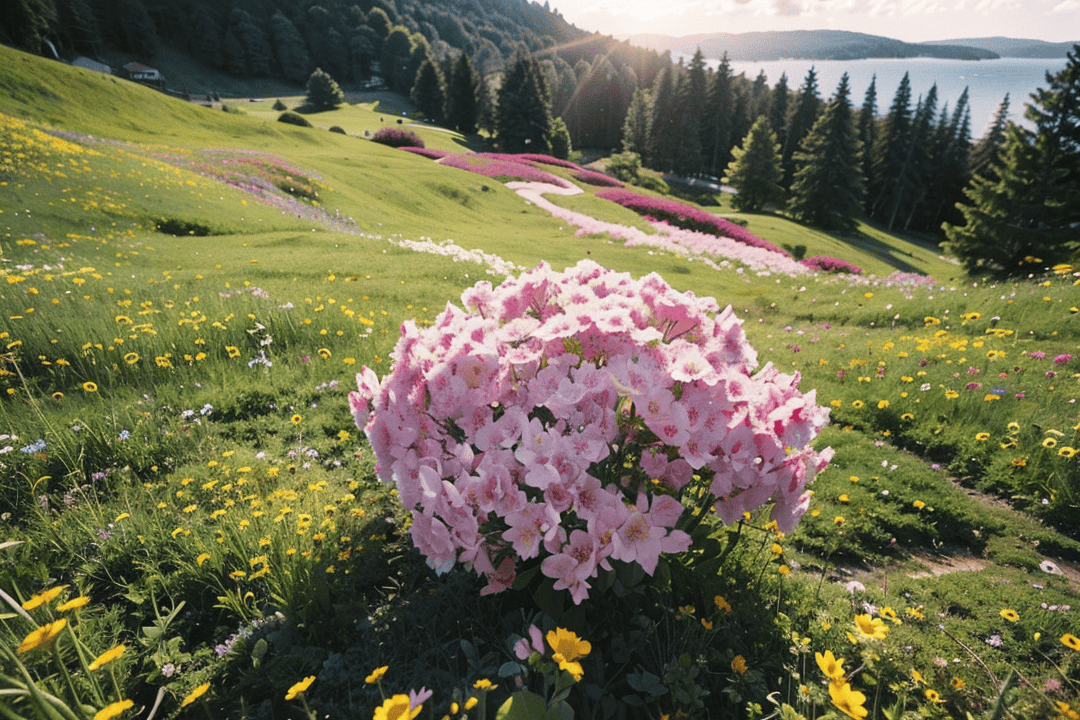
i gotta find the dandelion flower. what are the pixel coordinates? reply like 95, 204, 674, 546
952, 676, 966, 689
88, 644, 126, 671
56, 596, 90, 612
92, 699, 134, 720
999, 609, 1019, 623
82, 381, 98, 392
291, 414, 302, 425
285, 676, 315, 701
1044, 438, 1058, 449
17, 619, 67, 653
731, 655, 748, 675
880, 607, 901, 625
318, 348, 331, 359
546, 628, 591, 662
123, 352, 138, 364
1059, 446, 1077, 458
714, 595, 732, 613
1061, 633, 1080, 651
834, 516, 845, 526
851, 400, 864, 409
22, 585, 67, 610
975, 432, 990, 441
365, 666, 388, 684
913, 500, 926, 510
196, 552, 211, 567
181, 682, 210, 707
473, 679, 494, 690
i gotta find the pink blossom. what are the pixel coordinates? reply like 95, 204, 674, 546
352, 260, 831, 603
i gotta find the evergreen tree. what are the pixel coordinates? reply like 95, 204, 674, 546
722, 116, 785, 213
857, 75, 878, 196
769, 72, 789, 149
270, 12, 310, 83
445, 51, 478, 134
496, 52, 552, 153
475, 72, 498, 136
550, 117, 572, 160
230, 8, 273, 77
411, 54, 445, 122
306, 67, 345, 109
381, 25, 415, 92
944, 45, 1080, 274
55, 0, 101, 55
621, 87, 653, 155
750, 70, 770, 120
781, 66, 821, 188
868, 72, 914, 226
969, 94, 1010, 180
188, 5, 223, 70
703, 54, 734, 175
919, 88, 971, 232
0, 0, 56, 53
788, 73, 864, 229
647, 64, 680, 172
365, 6, 391, 41
350, 26, 379, 80
562, 54, 636, 150
895, 84, 938, 230
115, 0, 158, 57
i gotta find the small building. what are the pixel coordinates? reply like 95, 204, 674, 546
71, 56, 112, 75
122, 62, 163, 86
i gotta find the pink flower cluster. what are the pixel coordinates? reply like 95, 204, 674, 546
400, 147, 450, 160
800, 256, 863, 275
350, 261, 832, 603
438, 154, 575, 189
595, 189, 789, 256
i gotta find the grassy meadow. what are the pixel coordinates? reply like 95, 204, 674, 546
1, 44, 1079, 720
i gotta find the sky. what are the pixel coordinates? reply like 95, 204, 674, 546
547, 0, 1080, 44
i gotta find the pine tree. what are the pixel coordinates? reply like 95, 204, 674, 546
621, 87, 653, 155
270, 11, 311, 84
411, 54, 445, 122
647, 64, 680, 172
868, 72, 914, 225
788, 73, 864, 229
380, 25, 414, 93
944, 45, 1080, 274
703, 54, 735, 175
895, 84, 939, 230
722, 116, 785, 213
445, 52, 478, 134
231, 9, 272, 77
781, 66, 821, 188
306, 67, 345, 110
857, 75, 878, 196
969, 94, 1010, 180
496, 52, 552, 154
475, 72, 497, 136
672, 58, 704, 175
919, 88, 971, 232
0, 0, 56, 53
115, 0, 158, 57
550, 117, 572, 160
769, 72, 790, 150
55, 0, 101, 55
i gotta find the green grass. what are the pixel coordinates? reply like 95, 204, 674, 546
1, 44, 1079, 720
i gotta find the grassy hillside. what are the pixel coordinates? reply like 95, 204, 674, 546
1, 44, 1079, 720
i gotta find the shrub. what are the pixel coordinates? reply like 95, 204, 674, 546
350, 260, 832, 603
272, 99, 287, 111
800, 255, 863, 274
605, 151, 641, 182
276, 111, 312, 128
399, 146, 450, 159
596, 188, 788, 255
633, 174, 669, 194
371, 127, 425, 148
305, 67, 344, 110
328, 125, 346, 134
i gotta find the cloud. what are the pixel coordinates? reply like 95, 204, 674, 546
774, 0, 803, 14
1052, 0, 1080, 11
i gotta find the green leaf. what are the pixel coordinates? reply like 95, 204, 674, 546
544, 700, 574, 720
496, 690, 548, 720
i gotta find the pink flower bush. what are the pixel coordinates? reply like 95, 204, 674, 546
371, 127, 425, 148
400, 147, 450, 160
438, 154, 575, 189
596, 189, 789, 256
350, 261, 832, 603
800, 256, 863, 275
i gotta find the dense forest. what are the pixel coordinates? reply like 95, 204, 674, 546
3, 0, 1077, 272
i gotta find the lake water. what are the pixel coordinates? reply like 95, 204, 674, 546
706, 57, 1068, 137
